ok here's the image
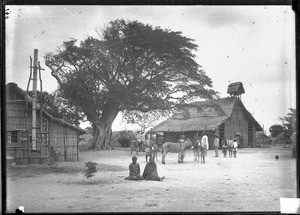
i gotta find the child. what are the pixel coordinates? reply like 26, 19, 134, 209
125, 156, 143, 180
227, 137, 234, 158
222, 137, 227, 157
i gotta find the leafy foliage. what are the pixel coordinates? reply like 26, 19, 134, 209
122, 110, 170, 132
278, 108, 296, 138
45, 19, 217, 149
47, 145, 60, 167
82, 161, 98, 179
28, 90, 85, 126
269, 108, 296, 139
269, 124, 285, 137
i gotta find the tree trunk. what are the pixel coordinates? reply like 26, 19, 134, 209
88, 103, 119, 150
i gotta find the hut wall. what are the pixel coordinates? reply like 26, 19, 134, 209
48, 122, 79, 161
6, 101, 45, 164
163, 132, 179, 142
163, 131, 198, 143
224, 103, 249, 148
163, 130, 218, 150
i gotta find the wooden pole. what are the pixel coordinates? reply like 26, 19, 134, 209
77, 131, 79, 161
32, 49, 38, 150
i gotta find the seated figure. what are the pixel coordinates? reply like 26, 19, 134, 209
125, 156, 143, 180
142, 157, 165, 181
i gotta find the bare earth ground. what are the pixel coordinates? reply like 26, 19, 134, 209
6, 145, 296, 213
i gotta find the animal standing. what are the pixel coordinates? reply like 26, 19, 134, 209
191, 136, 201, 162
161, 139, 193, 164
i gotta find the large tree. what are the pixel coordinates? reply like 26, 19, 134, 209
45, 19, 217, 149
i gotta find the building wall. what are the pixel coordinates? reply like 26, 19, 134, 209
6, 98, 79, 164
6, 101, 44, 164
163, 130, 217, 149
223, 102, 249, 148
49, 122, 79, 161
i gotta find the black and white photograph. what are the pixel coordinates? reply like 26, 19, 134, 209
4, 5, 297, 213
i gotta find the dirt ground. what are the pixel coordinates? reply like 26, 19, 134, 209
6, 145, 296, 213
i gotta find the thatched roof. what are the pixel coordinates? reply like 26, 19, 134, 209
152, 97, 262, 132
227, 82, 245, 95
6, 83, 86, 134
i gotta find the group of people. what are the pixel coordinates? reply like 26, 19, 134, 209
219, 136, 239, 158
194, 133, 239, 163
125, 156, 165, 181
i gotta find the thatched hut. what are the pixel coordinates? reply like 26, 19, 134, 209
6, 83, 86, 164
152, 84, 263, 149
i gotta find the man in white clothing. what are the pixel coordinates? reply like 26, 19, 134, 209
233, 138, 238, 158
200, 132, 209, 163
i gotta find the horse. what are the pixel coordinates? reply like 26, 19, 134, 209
161, 139, 193, 164
191, 139, 201, 162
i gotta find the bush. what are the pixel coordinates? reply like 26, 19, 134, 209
82, 161, 97, 179
47, 145, 60, 167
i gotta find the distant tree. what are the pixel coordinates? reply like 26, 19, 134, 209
278, 108, 296, 138
45, 19, 217, 149
28, 90, 85, 126
122, 110, 170, 132
269, 124, 285, 137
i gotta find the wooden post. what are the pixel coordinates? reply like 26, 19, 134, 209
63, 126, 66, 161
77, 131, 79, 161
32, 49, 38, 150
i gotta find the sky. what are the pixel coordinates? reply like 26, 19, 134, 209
5, 5, 296, 133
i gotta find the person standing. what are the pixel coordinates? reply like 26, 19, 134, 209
125, 156, 143, 180
200, 132, 209, 164
222, 136, 228, 157
228, 137, 234, 158
233, 138, 238, 158
136, 131, 142, 152
140, 131, 146, 152
214, 136, 220, 157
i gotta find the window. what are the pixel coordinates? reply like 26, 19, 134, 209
11, 131, 18, 143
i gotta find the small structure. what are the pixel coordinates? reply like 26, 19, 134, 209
227, 82, 245, 99
6, 83, 86, 164
152, 83, 262, 149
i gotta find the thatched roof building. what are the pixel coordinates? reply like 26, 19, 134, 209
6, 83, 85, 164
153, 96, 263, 148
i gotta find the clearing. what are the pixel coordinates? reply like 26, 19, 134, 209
6, 145, 296, 213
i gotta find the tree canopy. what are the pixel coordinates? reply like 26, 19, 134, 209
45, 19, 217, 149
269, 108, 296, 139
28, 90, 85, 126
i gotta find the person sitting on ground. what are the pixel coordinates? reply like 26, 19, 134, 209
125, 156, 143, 180
142, 157, 165, 181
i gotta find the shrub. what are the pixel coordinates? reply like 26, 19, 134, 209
47, 145, 60, 167
82, 161, 97, 179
